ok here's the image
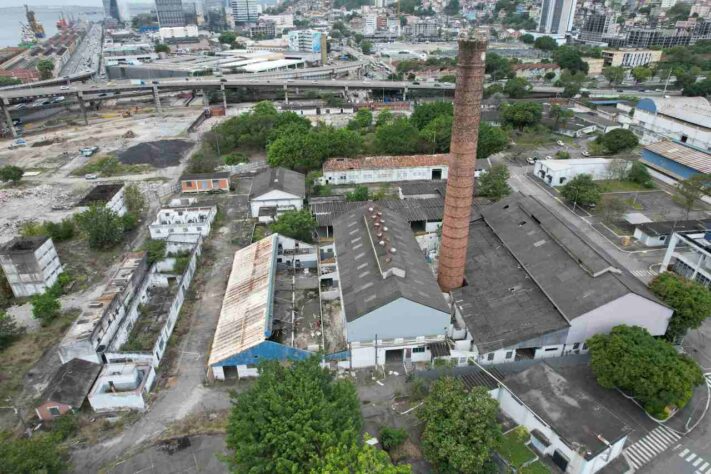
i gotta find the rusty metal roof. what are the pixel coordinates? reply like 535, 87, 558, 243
643, 140, 711, 174
323, 154, 450, 172
208, 235, 276, 366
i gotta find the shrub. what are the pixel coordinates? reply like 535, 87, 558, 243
224, 152, 248, 165
380, 427, 407, 451
555, 150, 570, 159
31, 293, 61, 326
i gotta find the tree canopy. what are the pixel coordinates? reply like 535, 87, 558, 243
0, 311, 24, 351
270, 209, 317, 243
485, 52, 513, 81
36, 59, 55, 80
477, 122, 509, 159
75, 204, 125, 249
603, 66, 625, 85
673, 174, 711, 219
650, 272, 711, 341
588, 325, 704, 418
560, 174, 601, 207
503, 77, 530, 98
501, 102, 543, 129
597, 129, 639, 154
375, 117, 421, 155
534, 36, 558, 51
553, 46, 589, 74
0, 165, 23, 183
0, 432, 67, 474
478, 164, 511, 201
410, 101, 453, 130
419, 377, 501, 473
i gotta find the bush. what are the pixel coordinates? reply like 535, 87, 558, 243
122, 212, 139, 231
346, 185, 369, 202
555, 150, 570, 159
51, 414, 79, 441
32, 292, 61, 326
627, 161, 654, 188
124, 183, 146, 214
0, 311, 24, 351
224, 152, 248, 165
75, 205, 125, 249
0, 165, 23, 183
44, 219, 75, 242
144, 239, 167, 265
380, 427, 407, 451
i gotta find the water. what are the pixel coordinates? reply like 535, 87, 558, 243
0, 6, 103, 48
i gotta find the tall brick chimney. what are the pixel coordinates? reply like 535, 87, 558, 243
437, 30, 487, 292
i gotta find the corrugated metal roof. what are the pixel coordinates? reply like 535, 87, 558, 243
643, 140, 711, 174
208, 235, 276, 366
324, 154, 450, 172
311, 198, 446, 227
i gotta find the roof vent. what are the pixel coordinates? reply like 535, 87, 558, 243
368, 207, 374, 212
383, 226, 388, 232
377, 232, 383, 238
379, 240, 385, 246
374, 222, 380, 228
274, 178, 278, 183
391, 247, 397, 253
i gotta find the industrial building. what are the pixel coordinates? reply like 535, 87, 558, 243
0, 236, 63, 298
661, 231, 711, 288
249, 167, 305, 221
450, 194, 673, 365
88, 362, 155, 412
36, 358, 101, 421
149, 206, 217, 239
180, 172, 230, 193
533, 158, 628, 187
629, 97, 711, 150
322, 154, 450, 185
640, 140, 711, 182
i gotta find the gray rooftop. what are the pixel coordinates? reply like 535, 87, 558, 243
40, 358, 102, 408
637, 219, 711, 237
311, 197, 446, 227
398, 180, 448, 198
333, 205, 449, 322
250, 167, 305, 199
504, 363, 632, 460
0, 235, 49, 255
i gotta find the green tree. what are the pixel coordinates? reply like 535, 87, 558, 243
667, 2, 691, 21
375, 117, 421, 155
420, 115, 453, 153
603, 66, 625, 85
376, 109, 394, 127
224, 151, 248, 165
520, 33, 534, 44
154, 43, 170, 53
485, 52, 513, 81
534, 36, 558, 51
560, 174, 601, 207
380, 427, 408, 451
361, 40, 373, 54
544, 71, 556, 81
0, 432, 67, 473
0, 77, 21, 86
419, 378, 501, 473
124, 183, 145, 214
483, 83, 504, 98
224, 357, 361, 472
674, 175, 711, 219
599, 128, 639, 154
631, 66, 652, 83
75, 204, 125, 249
346, 185, 369, 202
553, 46, 589, 74
651, 272, 711, 341
410, 101, 453, 130
0, 165, 23, 182
548, 104, 574, 129
500, 102, 543, 129
36, 59, 55, 80
627, 161, 653, 187
131, 13, 157, 29
270, 209, 317, 242
444, 0, 460, 15
477, 122, 509, 159
32, 292, 61, 326
503, 77, 530, 98
0, 311, 24, 351
218, 31, 237, 44
44, 219, 75, 242
144, 239, 167, 265
588, 325, 704, 418
478, 164, 511, 201
312, 439, 411, 473
348, 108, 373, 130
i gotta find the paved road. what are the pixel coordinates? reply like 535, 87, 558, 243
60, 23, 103, 77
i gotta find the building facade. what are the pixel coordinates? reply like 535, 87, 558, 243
249, 167, 305, 221
533, 158, 628, 187
231, 0, 258, 24
156, 0, 186, 27
602, 49, 662, 67
0, 236, 63, 297
538, 0, 577, 34
287, 30, 323, 53
149, 206, 217, 239
180, 172, 230, 193
631, 98, 711, 151
322, 154, 450, 185
661, 231, 711, 288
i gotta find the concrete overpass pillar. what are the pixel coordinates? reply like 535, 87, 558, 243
201, 89, 209, 107
403, 87, 408, 102
77, 92, 88, 125
220, 83, 227, 111
283, 84, 288, 105
1, 99, 16, 139
344, 85, 349, 99
152, 86, 163, 115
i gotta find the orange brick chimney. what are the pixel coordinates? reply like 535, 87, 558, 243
437, 30, 488, 292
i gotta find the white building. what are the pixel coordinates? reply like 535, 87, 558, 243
231, 0, 258, 23
287, 30, 323, 53
88, 362, 155, 412
159, 25, 199, 42
602, 48, 662, 67
661, 231, 711, 288
249, 167, 305, 222
322, 154, 450, 185
538, 0, 577, 34
364, 14, 378, 35
258, 14, 294, 30
149, 206, 217, 239
0, 236, 63, 298
78, 184, 127, 217
533, 158, 629, 187
630, 97, 711, 151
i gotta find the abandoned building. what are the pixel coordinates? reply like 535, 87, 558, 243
321, 154, 451, 185
449, 194, 673, 366
208, 233, 319, 380
0, 236, 63, 297
88, 362, 156, 412
179, 172, 231, 193
148, 205, 217, 239
249, 167, 305, 222
36, 358, 102, 421
77, 183, 127, 216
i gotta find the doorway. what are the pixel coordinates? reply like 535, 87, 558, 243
431, 169, 442, 180
385, 349, 404, 363
552, 450, 569, 471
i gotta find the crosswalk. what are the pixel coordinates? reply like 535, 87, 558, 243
630, 269, 658, 282
623, 425, 681, 470
676, 447, 711, 474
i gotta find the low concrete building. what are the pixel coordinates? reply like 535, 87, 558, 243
149, 206, 217, 239
77, 183, 126, 216
533, 158, 628, 187
641, 140, 711, 182
0, 236, 63, 298
630, 97, 711, 150
633, 219, 711, 247
602, 48, 662, 67
661, 231, 711, 288
249, 167, 305, 221
180, 172, 230, 193
36, 358, 102, 421
322, 154, 450, 185
88, 362, 155, 412
512, 63, 561, 80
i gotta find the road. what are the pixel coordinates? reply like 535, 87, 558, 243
60, 23, 103, 77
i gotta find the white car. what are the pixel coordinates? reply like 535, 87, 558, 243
84, 173, 98, 180
526, 157, 538, 165
60, 86, 70, 90
545, 155, 553, 160
581, 151, 590, 157
556, 140, 565, 146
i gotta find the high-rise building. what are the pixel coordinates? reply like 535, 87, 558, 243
103, 0, 121, 21
156, 0, 186, 27
579, 13, 612, 43
231, 0, 258, 24
183, 2, 198, 25
538, 0, 577, 34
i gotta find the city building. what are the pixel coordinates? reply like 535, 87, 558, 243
103, 0, 121, 21
538, 0, 577, 34
149, 206, 217, 239
629, 97, 711, 151
364, 14, 378, 35
156, 0, 187, 27
403, 20, 439, 41
512, 63, 561, 80
287, 30, 324, 53
640, 140, 711, 181
661, 231, 711, 288
579, 13, 613, 43
322, 154, 450, 185
258, 14, 294, 30
159, 25, 199, 42
180, 172, 230, 193
602, 49, 662, 67
583, 57, 604, 76
533, 158, 628, 187
102, 43, 158, 66
36, 358, 102, 421
249, 21, 276, 39
249, 167, 305, 222
450, 194, 673, 366
0, 236, 63, 298
77, 183, 126, 216
329, 205, 450, 369
231, 0, 258, 24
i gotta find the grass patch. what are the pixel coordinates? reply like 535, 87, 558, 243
514, 127, 556, 147
497, 429, 537, 469
0, 309, 78, 404
161, 410, 229, 439
71, 155, 152, 177
252, 225, 267, 243
521, 460, 551, 474
623, 197, 644, 210
598, 180, 655, 193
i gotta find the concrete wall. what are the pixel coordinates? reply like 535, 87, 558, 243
180, 177, 230, 193
323, 165, 449, 185
346, 297, 450, 343
149, 207, 216, 239
534, 159, 627, 187
0, 238, 63, 298
633, 109, 710, 150
88, 363, 154, 412
107, 186, 127, 217
342, 339, 442, 369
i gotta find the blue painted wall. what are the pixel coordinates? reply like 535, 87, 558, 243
641, 149, 701, 180
212, 340, 312, 367
636, 98, 657, 114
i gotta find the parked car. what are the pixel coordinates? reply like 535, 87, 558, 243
526, 156, 539, 165
545, 155, 553, 160
556, 140, 565, 146
60, 86, 70, 90
79, 146, 99, 157
581, 151, 590, 157
84, 173, 98, 180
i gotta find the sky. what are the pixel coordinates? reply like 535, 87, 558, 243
2, 1, 104, 6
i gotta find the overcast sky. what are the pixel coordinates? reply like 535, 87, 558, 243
5, 1, 105, 6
